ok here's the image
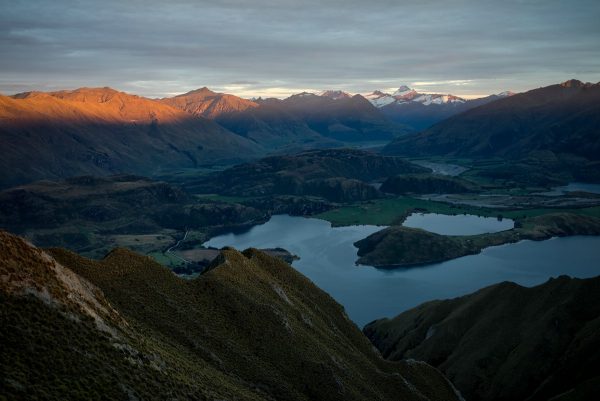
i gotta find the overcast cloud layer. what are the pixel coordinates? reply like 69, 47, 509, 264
1, 0, 599, 98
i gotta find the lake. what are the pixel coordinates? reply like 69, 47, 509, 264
412, 161, 468, 176
540, 182, 600, 196
403, 213, 513, 235
204, 214, 600, 327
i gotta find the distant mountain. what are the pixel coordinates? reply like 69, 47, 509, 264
0, 230, 460, 401
364, 86, 514, 130
319, 90, 352, 100
213, 96, 341, 150
161, 87, 326, 150
0, 87, 261, 188
277, 92, 409, 141
364, 90, 397, 107
383, 80, 600, 160
159, 86, 259, 118
364, 275, 600, 401
365, 86, 468, 107
213, 91, 410, 149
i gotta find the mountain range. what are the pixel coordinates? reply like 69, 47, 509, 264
164, 88, 409, 147
1, 79, 597, 189
383, 79, 600, 161
0, 86, 412, 188
0, 88, 261, 188
264, 86, 515, 130
365, 86, 515, 131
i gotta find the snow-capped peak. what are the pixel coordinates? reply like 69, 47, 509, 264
410, 93, 466, 105
391, 85, 421, 102
392, 85, 417, 98
364, 90, 395, 107
363, 86, 469, 108
496, 91, 515, 97
393, 85, 411, 93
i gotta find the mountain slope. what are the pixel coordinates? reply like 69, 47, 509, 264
163, 88, 409, 148
280, 92, 409, 141
214, 98, 340, 150
0, 174, 188, 232
0, 87, 261, 188
0, 174, 266, 259
159, 87, 259, 118
1, 230, 460, 401
383, 80, 600, 159
364, 275, 600, 401
190, 148, 428, 201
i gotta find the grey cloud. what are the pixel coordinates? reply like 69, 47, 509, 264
0, 0, 599, 98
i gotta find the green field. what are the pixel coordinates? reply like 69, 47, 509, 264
316, 197, 486, 226
316, 197, 600, 227
147, 250, 186, 267
194, 194, 259, 203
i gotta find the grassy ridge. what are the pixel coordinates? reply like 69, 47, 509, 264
364, 275, 600, 401
0, 230, 460, 401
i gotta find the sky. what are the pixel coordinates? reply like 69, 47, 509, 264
1, 0, 599, 99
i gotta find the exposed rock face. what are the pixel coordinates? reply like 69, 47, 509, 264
364, 275, 600, 401
1, 230, 460, 401
0, 231, 122, 334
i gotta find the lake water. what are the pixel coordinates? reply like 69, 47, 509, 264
403, 213, 513, 235
204, 214, 600, 327
540, 182, 600, 196
412, 161, 468, 176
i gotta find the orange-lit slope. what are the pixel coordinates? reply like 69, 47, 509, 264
0, 88, 261, 188
160, 87, 259, 119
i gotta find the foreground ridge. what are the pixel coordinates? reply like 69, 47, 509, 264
1, 230, 459, 401
365, 275, 600, 401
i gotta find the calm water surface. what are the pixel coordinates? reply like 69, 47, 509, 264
204, 215, 600, 326
412, 161, 468, 176
540, 182, 600, 196
403, 213, 513, 235
558, 182, 600, 194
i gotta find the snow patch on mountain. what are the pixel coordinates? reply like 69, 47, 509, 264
496, 91, 516, 97
364, 91, 396, 107
365, 86, 467, 108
